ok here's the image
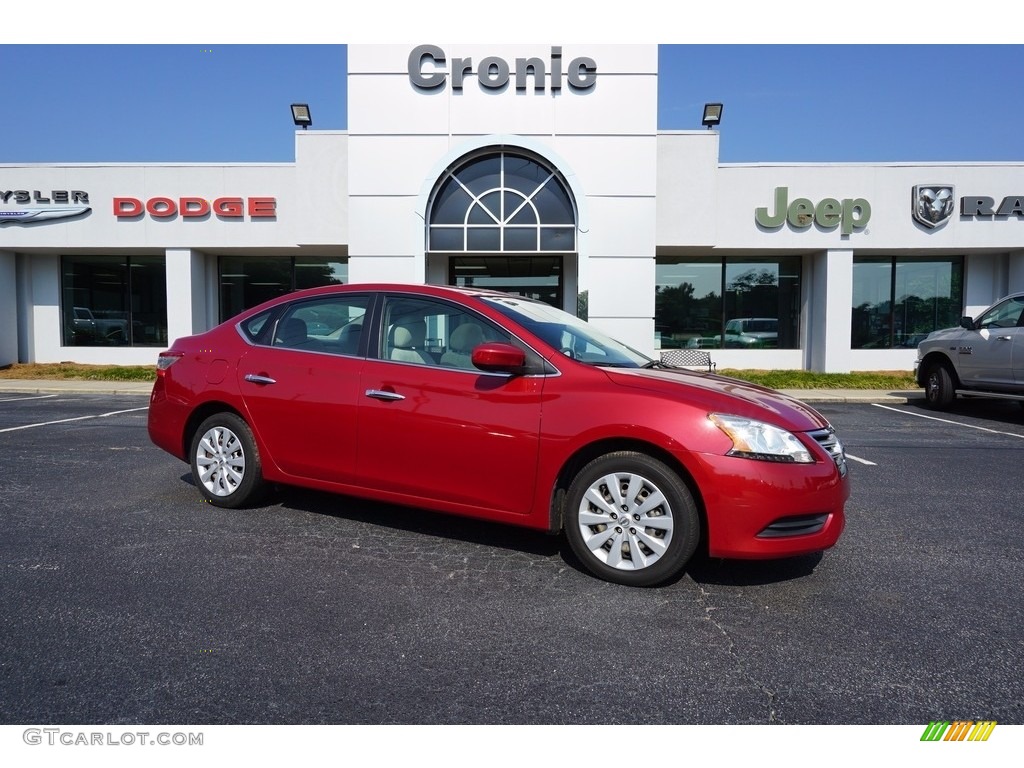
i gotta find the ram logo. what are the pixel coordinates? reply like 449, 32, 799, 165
913, 185, 955, 229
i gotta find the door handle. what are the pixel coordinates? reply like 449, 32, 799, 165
365, 389, 405, 402
244, 373, 277, 385
996, 335, 1012, 341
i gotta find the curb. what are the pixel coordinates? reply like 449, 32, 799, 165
0, 382, 153, 396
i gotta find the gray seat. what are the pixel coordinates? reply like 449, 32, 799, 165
337, 321, 363, 355
440, 323, 485, 369
275, 317, 309, 348
388, 321, 433, 364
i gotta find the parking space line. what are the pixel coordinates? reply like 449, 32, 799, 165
0, 394, 58, 403
0, 406, 149, 434
872, 403, 1024, 439
846, 453, 877, 466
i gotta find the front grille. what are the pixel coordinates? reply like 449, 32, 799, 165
808, 426, 847, 477
757, 513, 829, 538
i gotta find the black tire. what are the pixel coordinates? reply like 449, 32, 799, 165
189, 412, 267, 508
924, 363, 956, 410
564, 451, 699, 587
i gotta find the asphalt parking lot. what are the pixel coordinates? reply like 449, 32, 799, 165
0, 392, 1022, 727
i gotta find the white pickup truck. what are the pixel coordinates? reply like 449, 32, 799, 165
915, 293, 1024, 409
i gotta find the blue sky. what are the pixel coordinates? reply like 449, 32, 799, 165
2, 4, 1019, 165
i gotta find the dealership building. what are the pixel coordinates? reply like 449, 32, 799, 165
3, 44, 1023, 371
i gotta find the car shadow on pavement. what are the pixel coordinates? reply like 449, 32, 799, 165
178, 472, 834, 587
902, 397, 1024, 425
269, 485, 564, 559
686, 551, 825, 586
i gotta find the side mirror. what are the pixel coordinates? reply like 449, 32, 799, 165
471, 342, 527, 374
959, 316, 976, 330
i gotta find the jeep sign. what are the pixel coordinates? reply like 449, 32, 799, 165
755, 187, 871, 235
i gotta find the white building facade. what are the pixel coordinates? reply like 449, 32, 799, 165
3, 44, 1023, 371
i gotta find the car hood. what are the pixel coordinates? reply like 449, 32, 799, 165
922, 325, 965, 343
601, 367, 831, 431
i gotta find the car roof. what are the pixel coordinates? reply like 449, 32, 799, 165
282, 282, 520, 301
228, 282, 545, 323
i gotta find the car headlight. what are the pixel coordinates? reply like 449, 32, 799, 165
708, 413, 814, 464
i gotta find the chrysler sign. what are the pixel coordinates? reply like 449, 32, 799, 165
0, 189, 91, 225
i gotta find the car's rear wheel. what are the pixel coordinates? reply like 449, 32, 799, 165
564, 452, 699, 587
190, 413, 266, 508
925, 362, 956, 410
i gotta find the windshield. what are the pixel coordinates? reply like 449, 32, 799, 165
483, 296, 651, 368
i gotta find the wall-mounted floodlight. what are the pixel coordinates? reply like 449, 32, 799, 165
291, 103, 312, 129
702, 102, 723, 129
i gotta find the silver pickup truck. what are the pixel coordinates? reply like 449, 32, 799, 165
915, 293, 1024, 409
72, 306, 130, 343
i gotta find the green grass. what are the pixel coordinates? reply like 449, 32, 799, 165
0, 363, 157, 381
719, 369, 917, 390
1, 362, 919, 389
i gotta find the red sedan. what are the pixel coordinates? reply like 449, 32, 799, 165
148, 283, 848, 587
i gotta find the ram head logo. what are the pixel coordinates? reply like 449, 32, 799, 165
912, 185, 955, 229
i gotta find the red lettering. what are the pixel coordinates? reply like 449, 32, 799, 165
113, 197, 143, 217
180, 197, 211, 217
214, 197, 244, 217
114, 195, 275, 219
248, 197, 276, 218
147, 197, 177, 217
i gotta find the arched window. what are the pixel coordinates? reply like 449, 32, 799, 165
427, 150, 576, 253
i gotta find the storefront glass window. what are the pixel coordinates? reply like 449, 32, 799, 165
61, 255, 167, 347
851, 256, 963, 349
655, 256, 801, 350
450, 255, 562, 308
220, 256, 347, 322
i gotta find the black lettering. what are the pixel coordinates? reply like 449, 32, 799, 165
409, 45, 596, 94
961, 196, 995, 216
53, 191, 69, 204
567, 57, 598, 89
477, 56, 509, 89
408, 44, 446, 89
0, 191, 12, 203
550, 46, 562, 90
72, 191, 89, 204
451, 57, 472, 90
33, 190, 50, 203
14, 190, 29, 203
996, 196, 1024, 217
515, 57, 546, 91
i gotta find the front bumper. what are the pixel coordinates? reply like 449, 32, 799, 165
692, 451, 849, 559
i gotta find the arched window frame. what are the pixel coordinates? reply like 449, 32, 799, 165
426, 149, 577, 253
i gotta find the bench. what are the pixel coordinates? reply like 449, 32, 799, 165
659, 349, 716, 372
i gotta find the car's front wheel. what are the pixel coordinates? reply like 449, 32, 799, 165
190, 413, 267, 508
924, 362, 956, 410
564, 452, 699, 587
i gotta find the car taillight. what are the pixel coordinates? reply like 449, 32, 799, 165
156, 351, 184, 376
